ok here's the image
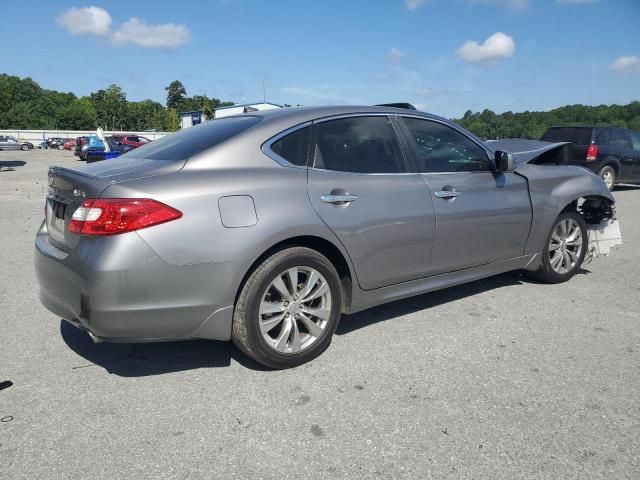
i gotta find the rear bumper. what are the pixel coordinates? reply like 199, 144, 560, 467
34, 222, 236, 342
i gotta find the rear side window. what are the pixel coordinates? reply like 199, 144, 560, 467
629, 131, 640, 151
124, 116, 262, 160
608, 128, 631, 149
403, 117, 491, 173
542, 127, 593, 145
313, 116, 406, 173
269, 126, 311, 166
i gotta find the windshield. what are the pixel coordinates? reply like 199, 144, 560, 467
123, 116, 262, 161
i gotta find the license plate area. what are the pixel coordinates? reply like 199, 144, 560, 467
46, 198, 68, 242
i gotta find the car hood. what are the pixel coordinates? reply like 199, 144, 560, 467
486, 139, 571, 165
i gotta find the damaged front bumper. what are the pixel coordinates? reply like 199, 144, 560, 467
587, 218, 622, 258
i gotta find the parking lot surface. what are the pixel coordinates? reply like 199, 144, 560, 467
1, 149, 639, 479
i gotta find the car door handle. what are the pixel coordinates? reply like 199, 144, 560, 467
434, 190, 462, 199
321, 194, 359, 204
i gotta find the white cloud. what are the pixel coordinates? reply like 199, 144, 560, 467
111, 18, 191, 49
609, 56, 640, 74
57, 6, 190, 49
466, 0, 530, 10
456, 32, 515, 65
387, 48, 405, 62
406, 0, 428, 10
57, 6, 112, 37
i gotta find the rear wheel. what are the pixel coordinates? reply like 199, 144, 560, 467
598, 166, 616, 191
531, 211, 588, 284
232, 247, 343, 369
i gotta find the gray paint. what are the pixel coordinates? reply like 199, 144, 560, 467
34, 105, 615, 343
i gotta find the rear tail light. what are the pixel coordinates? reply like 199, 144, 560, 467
69, 198, 182, 236
586, 144, 598, 162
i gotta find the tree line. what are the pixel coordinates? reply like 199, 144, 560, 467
0, 74, 233, 132
1, 73, 638, 138
455, 102, 640, 140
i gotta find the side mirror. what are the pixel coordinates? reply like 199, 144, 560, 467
495, 150, 515, 172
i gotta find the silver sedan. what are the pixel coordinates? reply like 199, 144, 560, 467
34, 105, 617, 368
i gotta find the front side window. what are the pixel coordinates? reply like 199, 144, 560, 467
269, 126, 311, 166
313, 116, 406, 173
402, 117, 491, 173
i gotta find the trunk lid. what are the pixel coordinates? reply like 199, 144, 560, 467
46, 158, 186, 251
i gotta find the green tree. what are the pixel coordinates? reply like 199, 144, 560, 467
165, 80, 187, 109
56, 100, 97, 129
90, 84, 127, 130
165, 108, 180, 131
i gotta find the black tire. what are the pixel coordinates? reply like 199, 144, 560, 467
530, 211, 588, 284
58, 144, 64, 150
232, 247, 343, 369
598, 165, 616, 191
21, 144, 29, 151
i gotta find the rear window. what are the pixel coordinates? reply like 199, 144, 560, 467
541, 127, 593, 145
124, 116, 262, 161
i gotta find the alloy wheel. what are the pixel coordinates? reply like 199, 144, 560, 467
601, 169, 614, 190
548, 218, 583, 274
259, 266, 332, 354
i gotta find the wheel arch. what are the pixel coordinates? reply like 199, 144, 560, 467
235, 235, 355, 313
560, 194, 616, 226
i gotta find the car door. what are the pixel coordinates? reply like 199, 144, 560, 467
306, 115, 436, 290
610, 128, 634, 180
5, 137, 20, 150
629, 131, 640, 180
398, 116, 531, 275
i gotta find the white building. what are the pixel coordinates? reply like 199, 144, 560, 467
214, 102, 282, 118
179, 110, 206, 129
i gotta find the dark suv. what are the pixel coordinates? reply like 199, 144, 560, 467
541, 126, 640, 190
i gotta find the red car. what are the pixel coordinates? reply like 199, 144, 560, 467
63, 139, 76, 150
110, 135, 152, 148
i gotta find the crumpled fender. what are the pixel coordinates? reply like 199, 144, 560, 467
514, 163, 614, 256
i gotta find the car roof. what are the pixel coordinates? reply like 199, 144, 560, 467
250, 105, 449, 124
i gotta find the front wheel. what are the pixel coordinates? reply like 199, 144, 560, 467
531, 211, 588, 284
232, 247, 343, 369
21, 144, 29, 151
598, 166, 616, 191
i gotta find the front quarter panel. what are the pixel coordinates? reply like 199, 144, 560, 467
516, 164, 614, 255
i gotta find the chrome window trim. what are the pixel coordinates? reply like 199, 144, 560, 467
261, 121, 313, 168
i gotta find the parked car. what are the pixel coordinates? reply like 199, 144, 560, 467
82, 136, 138, 163
73, 136, 89, 158
47, 137, 72, 150
541, 126, 640, 190
35, 106, 619, 369
109, 134, 152, 148
63, 139, 76, 150
0, 135, 34, 151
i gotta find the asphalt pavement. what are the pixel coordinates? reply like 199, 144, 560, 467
1, 149, 638, 479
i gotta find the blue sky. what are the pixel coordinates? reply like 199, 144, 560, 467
2, 0, 639, 118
